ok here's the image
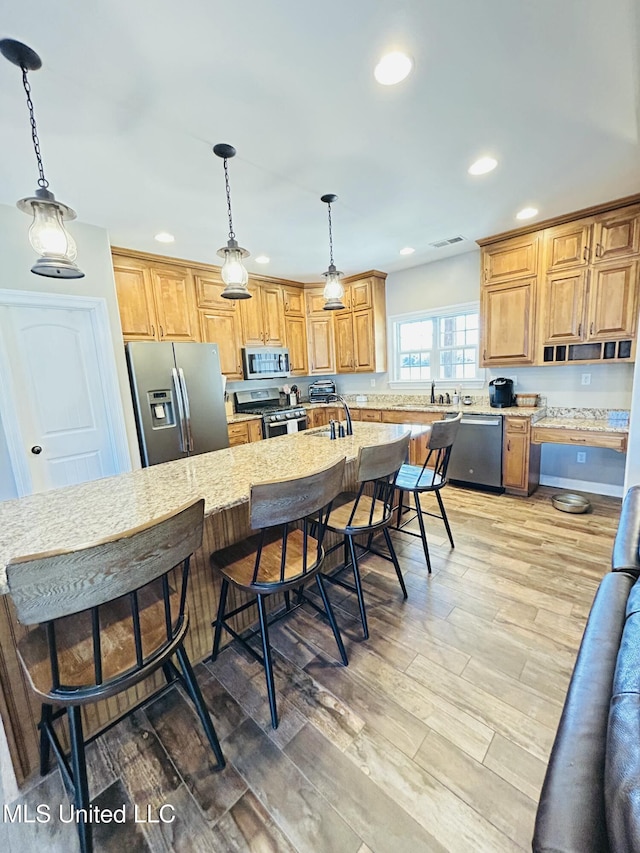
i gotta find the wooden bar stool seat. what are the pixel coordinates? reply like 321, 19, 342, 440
211, 457, 348, 729
391, 412, 462, 572
6, 498, 225, 853
322, 432, 411, 640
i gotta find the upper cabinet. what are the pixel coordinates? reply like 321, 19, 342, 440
333, 274, 387, 374
112, 250, 386, 378
240, 279, 286, 347
113, 254, 199, 343
479, 195, 640, 367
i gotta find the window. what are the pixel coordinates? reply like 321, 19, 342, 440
391, 303, 482, 385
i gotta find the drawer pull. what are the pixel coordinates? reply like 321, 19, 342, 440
569, 437, 587, 442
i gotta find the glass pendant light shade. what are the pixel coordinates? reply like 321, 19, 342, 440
217, 238, 251, 298
322, 264, 345, 311
17, 189, 84, 278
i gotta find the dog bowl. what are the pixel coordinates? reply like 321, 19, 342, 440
551, 493, 591, 514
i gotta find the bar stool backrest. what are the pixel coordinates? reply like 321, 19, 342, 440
356, 432, 411, 484
246, 456, 346, 587
418, 412, 462, 486
7, 499, 205, 625
6, 500, 204, 700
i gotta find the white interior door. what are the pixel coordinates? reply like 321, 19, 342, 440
0, 293, 130, 495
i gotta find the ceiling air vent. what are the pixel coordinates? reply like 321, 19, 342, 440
429, 236, 466, 249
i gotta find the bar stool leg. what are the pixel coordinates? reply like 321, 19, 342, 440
314, 575, 349, 665
175, 644, 225, 769
39, 703, 53, 776
414, 493, 432, 573
436, 490, 455, 548
396, 489, 405, 527
347, 535, 369, 639
67, 704, 91, 853
256, 595, 279, 729
211, 579, 229, 661
383, 528, 408, 599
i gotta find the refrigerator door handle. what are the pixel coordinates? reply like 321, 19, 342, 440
178, 367, 194, 452
172, 367, 187, 452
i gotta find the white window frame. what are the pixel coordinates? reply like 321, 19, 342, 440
388, 301, 486, 389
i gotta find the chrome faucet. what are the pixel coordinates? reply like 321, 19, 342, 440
326, 394, 353, 436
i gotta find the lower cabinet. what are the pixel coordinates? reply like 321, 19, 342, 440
227, 418, 263, 446
379, 410, 442, 466
503, 417, 540, 496
307, 407, 341, 428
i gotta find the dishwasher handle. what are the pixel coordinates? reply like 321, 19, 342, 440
460, 416, 502, 426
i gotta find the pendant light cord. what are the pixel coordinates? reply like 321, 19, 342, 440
327, 201, 334, 265
222, 157, 235, 240
21, 65, 48, 189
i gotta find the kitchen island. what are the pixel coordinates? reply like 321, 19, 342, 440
0, 422, 413, 787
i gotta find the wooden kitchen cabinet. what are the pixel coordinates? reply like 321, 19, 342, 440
480, 194, 640, 367
113, 256, 157, 341
482, 234, 540, 284
481, 278, 536, 365
284, 314, 309, 376
282, 286, 305, 315
503, 417, 540, 496
227, 418, 263, 446
199, 310, 244, 379
113, 254, 199, 342
592, 206, 640, 263
307, 314, 336, 374
240, 280, 286, 347
307, 406, 341, 428
359, 409, 382, 422
334, 274, 387, 374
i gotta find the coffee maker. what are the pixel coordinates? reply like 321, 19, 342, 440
489, 378, 515, 408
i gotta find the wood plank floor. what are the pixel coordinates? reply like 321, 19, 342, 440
3, 485, 622, 852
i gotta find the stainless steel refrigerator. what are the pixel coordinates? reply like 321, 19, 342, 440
126, 342, 229, 466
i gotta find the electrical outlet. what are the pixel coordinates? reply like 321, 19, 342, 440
576, 451, 587, 463
370, 378, 376, 387
581, 373, 591, 385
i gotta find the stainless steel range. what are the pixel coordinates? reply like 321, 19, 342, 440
234, 387, 307, 439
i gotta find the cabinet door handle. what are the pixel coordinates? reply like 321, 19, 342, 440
507, 440, 511, 451
590, 322, 594, 335
578, 323, 582, 337
151, 324, 156, 337
583, 246, 589, 262
159, 325, 164, 338
595, 242, 602, 258
483, 349, 487, 361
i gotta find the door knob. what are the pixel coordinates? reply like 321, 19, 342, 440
31, 445, 43, 455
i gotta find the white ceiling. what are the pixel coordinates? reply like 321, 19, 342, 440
1, 0, 639, 282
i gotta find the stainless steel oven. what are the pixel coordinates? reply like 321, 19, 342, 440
263, 410, 307, 438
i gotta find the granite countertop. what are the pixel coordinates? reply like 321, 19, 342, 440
227, 413, 263, 424
0, 422, 414, 594
304, 400, 544, 419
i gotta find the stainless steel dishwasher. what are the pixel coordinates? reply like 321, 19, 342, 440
446, 412, 504, 491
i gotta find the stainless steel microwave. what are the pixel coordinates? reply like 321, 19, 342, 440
242, 347, 290, 380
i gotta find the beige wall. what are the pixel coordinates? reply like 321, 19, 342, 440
0, 203, 141, 502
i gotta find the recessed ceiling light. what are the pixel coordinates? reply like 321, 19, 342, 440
374, 51, 413, 86
255, 255, 270, 264
154, 232, 175, 243
399, 247, 415, 255
468, 157, 498, 176
516, 207, 538, 220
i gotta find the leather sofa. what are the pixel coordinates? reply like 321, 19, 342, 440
533, 485, 640, 852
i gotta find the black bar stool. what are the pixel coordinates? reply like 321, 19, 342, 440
391, 413, 462, 571
321, 432, 411, 640
6, 498, 224, 853
210, 456, 347, 729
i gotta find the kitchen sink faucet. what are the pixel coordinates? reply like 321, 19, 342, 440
326, 394, 353, 436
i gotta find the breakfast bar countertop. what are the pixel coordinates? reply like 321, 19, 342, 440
0, 422, 416, 595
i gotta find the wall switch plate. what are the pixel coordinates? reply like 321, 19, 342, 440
581, 373, 591, 385
370, 379, 376, 387
576, 451, 587, 463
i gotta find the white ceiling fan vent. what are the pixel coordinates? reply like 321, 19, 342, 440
429, 236, 466, 249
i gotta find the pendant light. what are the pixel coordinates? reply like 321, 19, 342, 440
0, 39, 83, 279
320, 194, 345, 310
213, 143, 251, 299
